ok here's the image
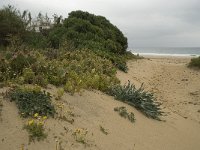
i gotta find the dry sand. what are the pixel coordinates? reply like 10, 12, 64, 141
0, 56, 200, 150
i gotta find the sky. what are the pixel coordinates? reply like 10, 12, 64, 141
1, 0, 200, 48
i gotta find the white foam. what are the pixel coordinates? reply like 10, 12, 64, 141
132, 52, 199, 57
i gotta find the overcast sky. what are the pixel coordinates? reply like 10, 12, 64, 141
1, 0, 200, 48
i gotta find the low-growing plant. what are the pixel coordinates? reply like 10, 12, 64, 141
0, 99, 3, 121
72, 128, 88, 144
93, 49, 128, 72
99, 125, 108, 135
24, 116, 47, 142
22, 68, 35, 84
10, 52, 36, 75
55, 102, 75, 124
7, 86, 55, 117
128, 112, 135, 123
33, 74, 48, 87
114, 106, 135, 123
109, 81, 163, 120
188, 56, 200, 69
0, 48, 120, 94
56, 88, 65, 100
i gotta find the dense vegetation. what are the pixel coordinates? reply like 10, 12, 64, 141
0, 5, 26, 46
0, 47, 119, 94
188, 56, 200, 69
7, 86, 55, 117
0, 6, 133, 71
49, 10, 127, 53
0, 5, 129, 92
0, 5, 163, 121
48, 10, 130, 71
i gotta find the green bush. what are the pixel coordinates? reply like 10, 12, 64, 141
66, 10, 128, 53
22, 68, 35, 83
109, 81, 163, 120
7, 86, 55, 117
0, 5, 26, 46
93, 49, 128, 72
0, 57, 9, 82
10, 52, 36, 75
0, 7, 138, 72
48, 10, 129, 71
188, 56, 200, 69
23, 31, 49, 49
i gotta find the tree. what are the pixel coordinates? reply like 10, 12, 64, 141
0, 5, 26, 46
49, 10, 128, 54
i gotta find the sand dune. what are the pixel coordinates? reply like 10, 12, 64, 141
0, 57, 200, 150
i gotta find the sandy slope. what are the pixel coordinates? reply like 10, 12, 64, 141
0, 57, 200, 150
118, 57, 200, 122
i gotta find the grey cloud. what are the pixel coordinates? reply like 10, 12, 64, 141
0, 0, 200, 47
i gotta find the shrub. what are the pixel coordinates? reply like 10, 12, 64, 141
93, 49, 128, 72
109, 81, 163, 120
33, 75, 48, 87
24, 118, 47, 142
188, 56, 200, 69
48, 10, 130, 72
10, 52, 36, 75
56, 88, 64, 100
0, 6, 140, 73
1, 47, 119, 94
7, 86, 55, 117
0, 57, 9, 82
23, 31, 49, 49
114, 106, 135, 123
22, 68, 35, 84
0, 5, 26, 46
73, 128, 88, 144
0, 99, 2, 121
99, 125, 109, 135
59, 49, 120, 94
66, 10, 128, 54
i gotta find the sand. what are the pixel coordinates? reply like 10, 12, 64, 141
0, 56, 200, 150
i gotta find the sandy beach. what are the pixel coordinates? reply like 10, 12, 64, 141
0, 56, 200, 150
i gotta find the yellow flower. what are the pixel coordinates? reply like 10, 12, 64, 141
28, 120, 34, 125
38, 121, 44, 126
43, 116, 47, 120
34, 113, 39, 118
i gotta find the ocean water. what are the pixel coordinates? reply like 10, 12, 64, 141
130, 47, 200, 57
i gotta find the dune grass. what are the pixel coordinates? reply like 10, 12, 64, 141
188, 56, 200, 69
109, 81, 163, 120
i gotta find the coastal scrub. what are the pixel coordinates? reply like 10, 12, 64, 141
188, 56, 200, 69
109, 81, 163, 120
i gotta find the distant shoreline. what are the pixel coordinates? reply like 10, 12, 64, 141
129, 47, 200, 58
132, 52, 199, 58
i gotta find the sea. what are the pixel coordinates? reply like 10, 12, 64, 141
130, 47, 200, 57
